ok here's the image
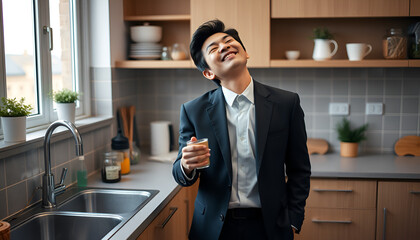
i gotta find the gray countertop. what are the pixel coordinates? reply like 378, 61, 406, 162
86, 153, 420, 239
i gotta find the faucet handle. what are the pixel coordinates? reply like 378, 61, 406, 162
59, 168, 68, 186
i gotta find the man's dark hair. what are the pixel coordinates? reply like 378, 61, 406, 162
190, 19, 246, 85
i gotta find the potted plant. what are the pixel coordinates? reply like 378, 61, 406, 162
0, 97, 33, 142
336, 118, 368, 157
51, 89, 80, 123
312, 27, 338, 60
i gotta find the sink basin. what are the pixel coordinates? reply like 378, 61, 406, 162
10, 212, 123, 240
58, 189, 157, 214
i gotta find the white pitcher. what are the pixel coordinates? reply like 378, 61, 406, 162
312, 39, 338, 61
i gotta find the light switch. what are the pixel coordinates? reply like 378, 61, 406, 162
329, 103, 349, 115
366, 103, 383, 115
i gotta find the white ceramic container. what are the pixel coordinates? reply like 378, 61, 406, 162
1, 116, 26, 143
130, 23, 162, 43
56, 102, 76, 123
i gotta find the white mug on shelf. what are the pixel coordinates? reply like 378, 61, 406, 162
346, 43, 372, 61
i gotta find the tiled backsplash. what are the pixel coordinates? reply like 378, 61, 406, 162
0, 126, 111, 219
112, 67, 420, 154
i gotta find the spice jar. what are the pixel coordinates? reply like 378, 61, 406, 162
171, 43, 188, 60
383, 28, 407, 59
111, 130, 130, 175
161, 46, 172, 60
102, 152, 121, 183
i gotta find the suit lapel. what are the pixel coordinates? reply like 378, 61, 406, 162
254, 81, 273, 175
206, 88, 232, 182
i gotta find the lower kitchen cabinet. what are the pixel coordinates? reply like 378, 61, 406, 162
376, 181, 420, 240
137, 182, 199, 240
296, 179, 377, 240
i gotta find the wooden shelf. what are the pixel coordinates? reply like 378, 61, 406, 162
124, 14, 190, 21
270, 59, 412, 68
115, 60, 193, 69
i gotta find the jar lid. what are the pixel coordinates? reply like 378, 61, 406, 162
111, 130, 129, 150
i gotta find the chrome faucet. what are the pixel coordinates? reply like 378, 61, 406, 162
42, 120, 83, 208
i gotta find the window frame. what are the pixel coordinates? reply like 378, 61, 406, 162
0, 0, 90, 136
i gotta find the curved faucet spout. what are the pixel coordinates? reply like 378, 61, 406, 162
42, 120, 83, 208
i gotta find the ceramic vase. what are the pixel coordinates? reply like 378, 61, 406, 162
340, 142, 359, 157
56, 102, 76, 123
1, 116, 27, 143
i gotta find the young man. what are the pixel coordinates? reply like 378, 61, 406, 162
172, 20, 311, 240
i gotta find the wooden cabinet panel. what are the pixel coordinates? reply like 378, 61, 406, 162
298, 208, 376, 240
272, 0, 410, 18
376, 181, 420, 240
191, 0, 270, 67
411, 0, 420, 16
307, 179, 377, 209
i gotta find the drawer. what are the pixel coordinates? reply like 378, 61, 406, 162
296, 208, 376, 240
307, 179, 376, 209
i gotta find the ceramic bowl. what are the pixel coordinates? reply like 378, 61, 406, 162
130, 24, 162, 43
285, 50, 300, 60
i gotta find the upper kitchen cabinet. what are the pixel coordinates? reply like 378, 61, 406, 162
272, 0, 409, 18
411, 0, 420, 16
116, 0, 192, 68
191, 0, 270, 67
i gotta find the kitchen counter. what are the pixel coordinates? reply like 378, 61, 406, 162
86, 153, 420, 239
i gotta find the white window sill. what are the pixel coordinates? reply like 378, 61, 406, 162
0, 115, 113, 158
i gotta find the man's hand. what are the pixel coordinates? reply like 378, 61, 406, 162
181, 137, 210, 175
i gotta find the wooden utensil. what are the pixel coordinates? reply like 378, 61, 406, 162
0, 221, 10, 240
394, 135, 420, 156
307, 138, 329, 155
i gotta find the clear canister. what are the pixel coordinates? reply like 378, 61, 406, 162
383, 28, 407, 59
102, 152, 121, 183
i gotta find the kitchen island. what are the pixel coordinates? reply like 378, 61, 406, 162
86, 153, 420, 239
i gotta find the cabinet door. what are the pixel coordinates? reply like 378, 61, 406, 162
272, 0, 409, 18
376, 181, 420, 240
411, 0, 420, 16
191, 0, 270, 67
147, 188, 189, 240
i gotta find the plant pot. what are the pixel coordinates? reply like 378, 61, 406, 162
1, 116, 27, 143
340, 142, 359, 157
56, 102, 76, 123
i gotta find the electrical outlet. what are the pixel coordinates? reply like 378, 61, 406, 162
366, 103, 383, 115
329, 103, 349, 115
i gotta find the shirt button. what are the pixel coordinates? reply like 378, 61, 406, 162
220, 214, 225, 221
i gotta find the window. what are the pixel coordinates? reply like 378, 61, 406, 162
0, 0, 88, 134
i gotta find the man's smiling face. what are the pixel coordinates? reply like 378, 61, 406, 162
201, 32, 249, 80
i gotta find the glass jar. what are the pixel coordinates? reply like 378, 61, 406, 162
130, 141, 141, 165
102, 152, 121, 183
161, 46, 172, 60
383, 28, 407, 59
111, 130, 130, 175
171, 43, 188, 60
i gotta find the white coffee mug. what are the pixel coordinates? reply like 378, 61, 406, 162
346, 43, 372, 61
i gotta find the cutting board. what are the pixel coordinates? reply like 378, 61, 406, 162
394, 136, 420, 156
307, 138, 329, 155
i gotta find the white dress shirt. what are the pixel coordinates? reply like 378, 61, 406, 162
222, 79, 261, 208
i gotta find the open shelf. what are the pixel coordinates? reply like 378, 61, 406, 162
124, 14, 190, 21
115, 60, 193, 69
269, 59, 416, 68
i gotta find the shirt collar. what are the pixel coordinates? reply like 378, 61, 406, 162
222, 78, 254, 107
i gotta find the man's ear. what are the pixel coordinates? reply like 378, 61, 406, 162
202, 69, 216, 80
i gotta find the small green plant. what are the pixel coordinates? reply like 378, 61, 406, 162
312, 27, 334, 39
336, 118, 368, 143
50, 89, 80, 103
0, 97, 33, 117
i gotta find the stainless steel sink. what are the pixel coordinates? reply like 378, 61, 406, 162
57, 189, 156, 214
10, 212, 123, 240
8, 187, 159, 240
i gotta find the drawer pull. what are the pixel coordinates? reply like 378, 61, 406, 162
409, 191, 420, 194
312, 219, 352, 224
157, 207, 178, 229
313, 189, 353, 193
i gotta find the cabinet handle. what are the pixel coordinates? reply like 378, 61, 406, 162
383, 208, 387, 240
157, 207, 178, 229
409, 191, 420, 194
313, 189, 353, 192
312, 219, 352, 224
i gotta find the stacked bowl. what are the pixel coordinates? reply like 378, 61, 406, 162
129, 23, 162, 60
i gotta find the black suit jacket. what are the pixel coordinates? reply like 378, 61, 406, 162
172, 80, 311, 240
